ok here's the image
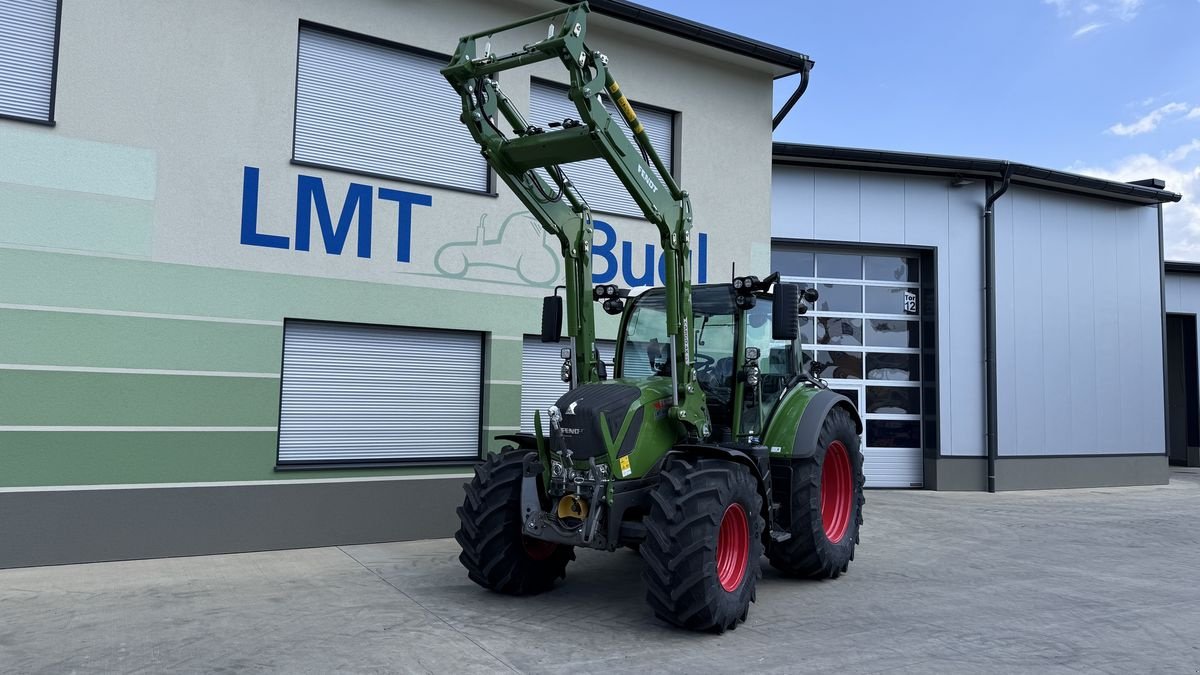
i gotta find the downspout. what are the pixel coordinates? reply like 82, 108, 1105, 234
771, 60, 812, 130
983, 162, 1012, 493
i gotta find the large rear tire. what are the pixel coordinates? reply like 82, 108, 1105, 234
641, 457, 764, 633
456, 449, 574, 595
768, 406, 865, 578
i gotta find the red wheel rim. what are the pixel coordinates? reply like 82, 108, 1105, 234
821, 440, 853, 543
716, 502, 750, 592
522, 536, 557, 561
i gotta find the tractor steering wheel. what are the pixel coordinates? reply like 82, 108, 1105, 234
693, 353, 715, 370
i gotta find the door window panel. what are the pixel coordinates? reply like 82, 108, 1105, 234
865, 353, 920, 381
865, 319, 919, 348
772, 249, 814, 278
866, 386, 920, 415
864, 256, 919, 283
815, 253, 862, 279
816, 317, 863, 347
867, 420, 921, 448
865, 286, 916, 314
814, 350, 862, 379
813, 284, 862, 312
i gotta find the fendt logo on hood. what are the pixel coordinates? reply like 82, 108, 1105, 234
566, 400, 580, 415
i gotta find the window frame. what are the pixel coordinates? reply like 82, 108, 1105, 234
290, 20, 496, 197
0, 0, 63, 126
528, 77, 679, 220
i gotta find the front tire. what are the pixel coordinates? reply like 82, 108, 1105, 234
456, 449, 574, 595
768, 406, 865, 578
641, 457, 764, 633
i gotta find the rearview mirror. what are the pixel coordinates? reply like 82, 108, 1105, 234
541, 296, 563, 343
772, 283, 800, 341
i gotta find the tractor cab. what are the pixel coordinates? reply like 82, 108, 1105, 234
615, 284, 805, 442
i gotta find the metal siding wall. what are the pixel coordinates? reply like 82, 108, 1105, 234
294, 27, 488, 191
772, 166, 986, 458
993, 187, 1164, 456
946, 189, 985, 457
0, 0, 56, 121
278, 321, 482, 462
813, 171, 860, 242
1039, 196, 1072, 455
771, 167, 815, 240
859, 174, 905, 243
1012, 191, 1045, 455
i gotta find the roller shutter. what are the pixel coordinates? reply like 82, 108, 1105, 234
294, 26, 488, 192
521, 337, 616, 433
279, 321, 482, 463
528, 80, 674, 217
0, 0, 58, 121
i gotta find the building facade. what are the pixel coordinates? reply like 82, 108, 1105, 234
0, 0, 803, 567
771, 144, 1180, 490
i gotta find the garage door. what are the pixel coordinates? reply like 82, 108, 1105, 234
521, 337, 616, 433
278, 320, 482, 464
773, 249, 927, 488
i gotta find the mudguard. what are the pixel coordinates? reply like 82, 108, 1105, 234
763, 387, 862, 460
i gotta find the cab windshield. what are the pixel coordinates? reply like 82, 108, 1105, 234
618, 287, 738, 404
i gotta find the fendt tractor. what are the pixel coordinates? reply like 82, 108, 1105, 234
442, 3, 866, 632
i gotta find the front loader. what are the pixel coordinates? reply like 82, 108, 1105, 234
442, 3, 865, 632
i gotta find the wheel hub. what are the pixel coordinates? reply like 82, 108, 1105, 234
821, 440, 853, 543
716, 502, 749, 592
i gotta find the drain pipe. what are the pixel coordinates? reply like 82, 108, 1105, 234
983, 162, 1012, 493
772, 60, 813, 130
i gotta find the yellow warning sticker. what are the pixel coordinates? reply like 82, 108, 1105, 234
619, 456, 632, 477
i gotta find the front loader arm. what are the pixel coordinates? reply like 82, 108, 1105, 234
442, 2, 710, 437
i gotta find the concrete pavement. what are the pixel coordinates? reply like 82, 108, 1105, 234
3, 470, 1200, 673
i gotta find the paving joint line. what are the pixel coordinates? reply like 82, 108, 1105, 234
336, 546, 520, 673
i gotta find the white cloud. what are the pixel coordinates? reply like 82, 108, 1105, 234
1071, 140, 1200, 261
1047, 0, 1145, 35
1188, 108, 1200, 120
1072, 22, 1105, 37
1108, 102, 1190, 136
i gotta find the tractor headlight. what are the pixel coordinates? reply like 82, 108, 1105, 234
745, 365, 760, 388
560, 361, 572, 383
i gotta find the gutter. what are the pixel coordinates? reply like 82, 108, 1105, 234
983, 162, 1012, 493
772, 61, 812, 130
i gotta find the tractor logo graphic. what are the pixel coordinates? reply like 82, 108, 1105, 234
566, 400, 579, 415
434, 211, 561, 287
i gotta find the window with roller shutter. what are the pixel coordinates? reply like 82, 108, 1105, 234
293, 23, 490, 193
0, 0, 60, 124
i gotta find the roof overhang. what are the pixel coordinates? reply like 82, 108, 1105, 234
1166, 260, 1200, 275
773, 142, 1182, 206
558, 0, 813, 77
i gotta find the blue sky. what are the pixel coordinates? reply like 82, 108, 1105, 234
636, 0, 1200, 260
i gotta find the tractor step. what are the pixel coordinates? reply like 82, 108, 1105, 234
769, 528, 792, 543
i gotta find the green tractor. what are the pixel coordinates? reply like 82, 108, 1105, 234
442, 3, 865, 632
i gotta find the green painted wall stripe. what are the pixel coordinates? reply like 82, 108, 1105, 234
0, 303, 282, 326
0, 365, 278, 378
0, 182, 154, 257
0, 308, 282, 372
0, 126, 157, 200
0, 431, 471, 487
0, 371, 279, 426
